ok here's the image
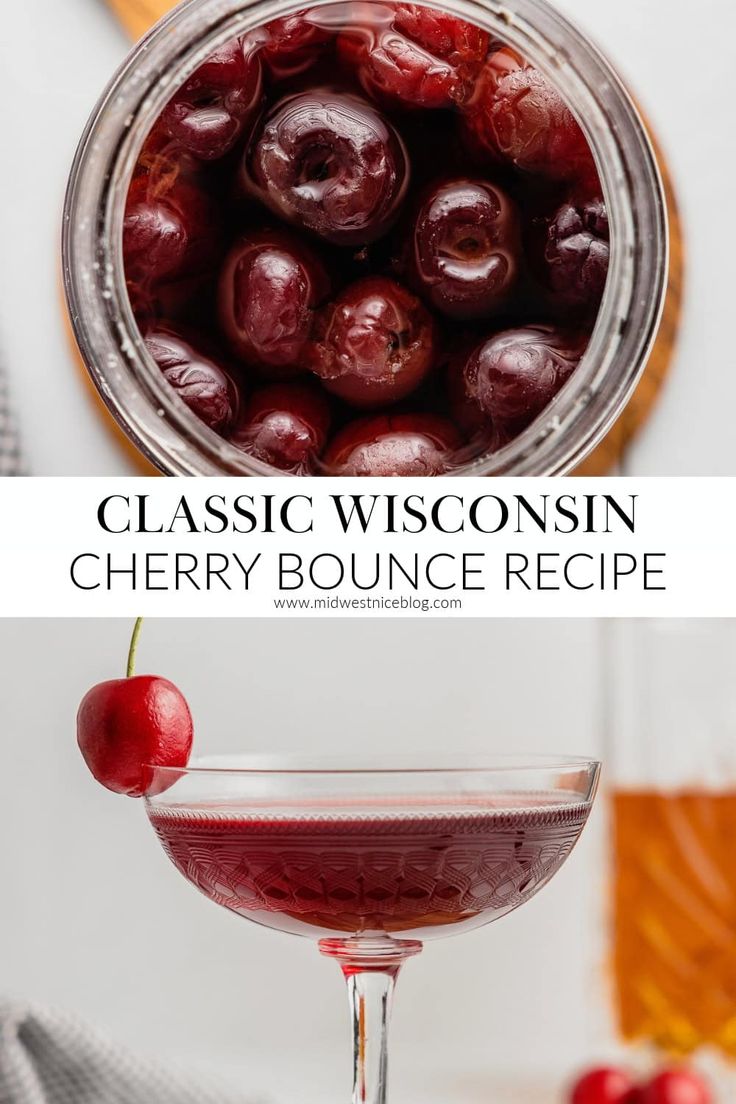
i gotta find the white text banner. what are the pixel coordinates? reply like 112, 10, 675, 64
0, 477, 731, 617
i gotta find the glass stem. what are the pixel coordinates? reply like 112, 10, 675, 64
346, 966, 396, 1104
320, 937, 422, 1104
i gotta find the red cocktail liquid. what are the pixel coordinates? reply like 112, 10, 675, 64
149, 792, 590, 938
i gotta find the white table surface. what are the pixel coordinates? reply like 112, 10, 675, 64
1, 0, 734, 475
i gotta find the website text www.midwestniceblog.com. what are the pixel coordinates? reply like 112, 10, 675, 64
273, 595, 463, 612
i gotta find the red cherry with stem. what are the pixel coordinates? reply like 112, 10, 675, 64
639, 1070, 712, 1104
570, 1068, 638, 1104
77, 620, 193, 798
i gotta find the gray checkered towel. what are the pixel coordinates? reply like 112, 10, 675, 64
0, 360, 24, 475
0, 1001, 251, 1104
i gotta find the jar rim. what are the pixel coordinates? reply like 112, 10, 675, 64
63, 0, 669, 476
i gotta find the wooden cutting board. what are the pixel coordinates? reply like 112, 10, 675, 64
105, 0, 173, 39
97, 0, 683, 475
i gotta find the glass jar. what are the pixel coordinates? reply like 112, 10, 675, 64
63, 0, 669, 476
604, 621, 736, 1095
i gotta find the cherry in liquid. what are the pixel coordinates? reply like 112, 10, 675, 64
123, 3, 607, 474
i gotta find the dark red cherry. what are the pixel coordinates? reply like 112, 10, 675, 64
463, 325, 587, 431
446, 345, 496, 438
324, 413, 459, 475
409, 177, 520, 319
230, 381, 331, 472
445, 348, 511, 458
261, 10, 332, 79
123, 174, 217, 287
242, 89, 409, 245
338, 4, 489, 110
145, 328, 239, 433
536, 193, 609, 310
159, 36, 262, 161
464, 47, 595, 181
218, 229, 330, 373
308, 276, 435, 407
124, 133, 213, 301
124, 196, 186, 285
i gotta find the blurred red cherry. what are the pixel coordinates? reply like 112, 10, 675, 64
638, 1070, 712, 1104
570, 1067, 637, 1104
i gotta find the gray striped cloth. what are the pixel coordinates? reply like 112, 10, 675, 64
0, 361, 24, 476
0, 1001, 252, 1104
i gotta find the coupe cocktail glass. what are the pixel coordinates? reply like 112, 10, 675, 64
145, 754, 600, 1104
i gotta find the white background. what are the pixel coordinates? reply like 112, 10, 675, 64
1, 477, 735, 617
0, 0, 734, 475
3, 619, 735, 1100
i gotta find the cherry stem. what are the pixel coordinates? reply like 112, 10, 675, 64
126, 618, 144, 678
